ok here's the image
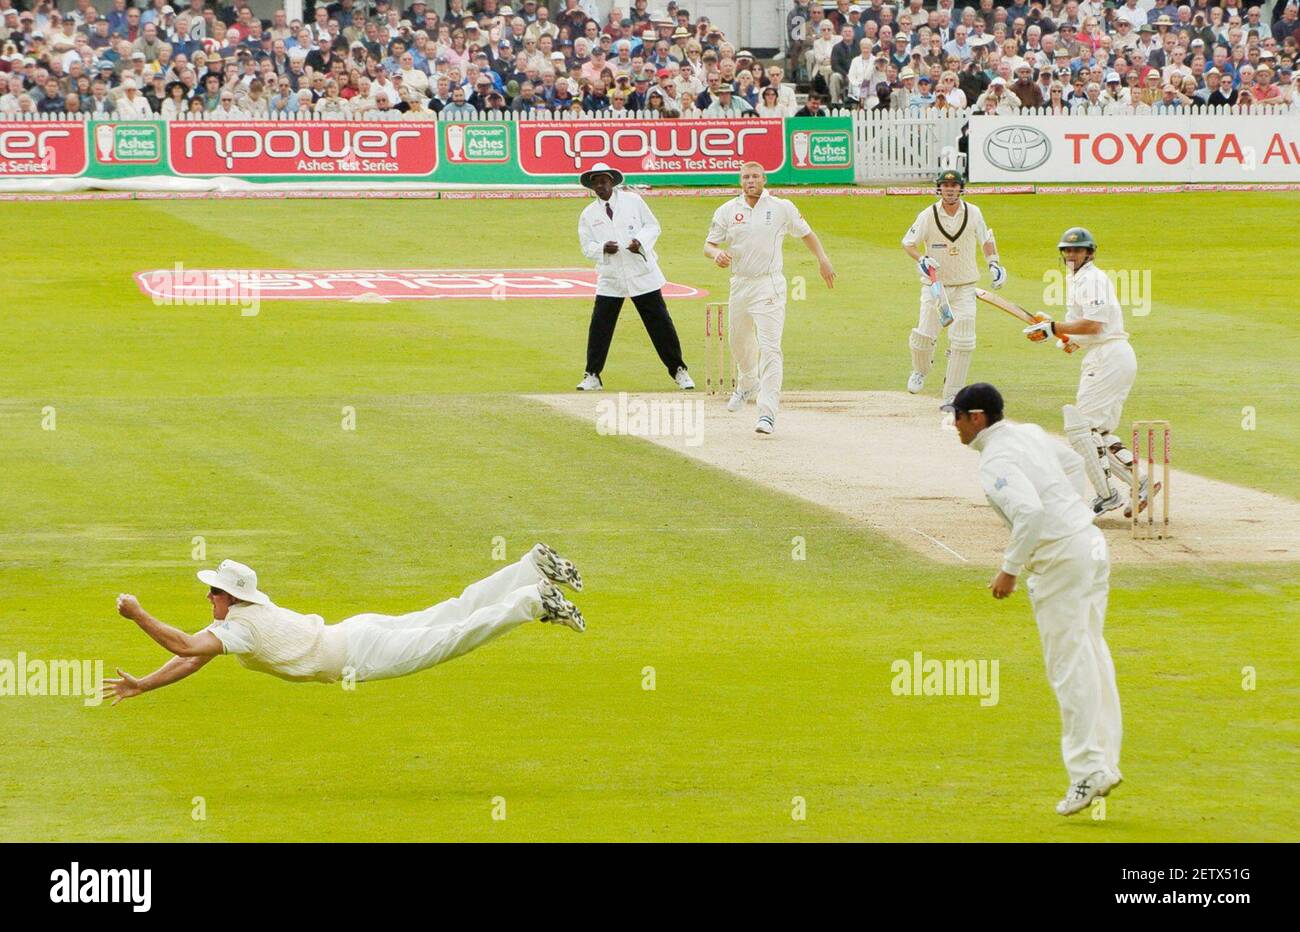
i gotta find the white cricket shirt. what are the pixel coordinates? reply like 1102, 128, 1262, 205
705, 191, 812, 282
902, 199, 990, 286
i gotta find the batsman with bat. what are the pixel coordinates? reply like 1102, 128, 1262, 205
1020, 228, 1150, 516
902, 170, 1008, 405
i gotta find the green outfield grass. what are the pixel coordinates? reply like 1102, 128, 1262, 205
1, 193, 1296, 841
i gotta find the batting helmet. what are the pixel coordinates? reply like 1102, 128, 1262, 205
935, 169, 965, 191
1057, 227, 1097, 251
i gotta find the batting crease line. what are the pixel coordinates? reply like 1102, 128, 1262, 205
909, 527, 969, 562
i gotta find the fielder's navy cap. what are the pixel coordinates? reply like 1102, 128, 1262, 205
941, 382, 1004, 417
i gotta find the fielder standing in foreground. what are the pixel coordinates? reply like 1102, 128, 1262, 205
1022, 228, 1148, 516
946, 383, 1122, 816
704, 162, 836, 435
575, 161, 694, 392
101, 545, 585, 704
903, 170, 1007, 405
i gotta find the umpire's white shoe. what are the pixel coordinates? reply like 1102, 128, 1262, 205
907, 371, 926, 394
1092, 490, 1124, 515
1055, 769, 1121, 816
726, 387, 755, 412
538, 578, 585, 632
755, 415, 774, 435
673, 366, 695, 390
531, 542, 583, 592
576, 372, 603, 391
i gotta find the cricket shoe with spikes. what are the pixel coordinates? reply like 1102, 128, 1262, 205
531, 542, 583, 592
1055, 769, 1121, 816
755, 415, 775, 435
1092, 490, 1124, 515
726, 387, 756, 412
907, 371, 926, 394
1123, 478, 1161, 519
576, 372, 603, 391
538, 578, 585, 632
673, 367, 695, 390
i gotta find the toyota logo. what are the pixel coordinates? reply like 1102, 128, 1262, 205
983, 125, 1051, 172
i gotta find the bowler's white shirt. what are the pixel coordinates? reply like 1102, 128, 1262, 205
971, 420, 1095, 576
1065, 260, 1128, 349
706, 191, 811, 281
577, 188, 667, 298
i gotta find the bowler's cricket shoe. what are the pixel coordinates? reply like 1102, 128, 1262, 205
755, 415, 774, 435
1092, 490, 1124, 515
907, 371, 926, 394
1123, 478, 1160, 519
1055, 769, 1121, 816
538, 578, 585, 632
576, 372, 603, 392
531, 542, 583, 592
726, 387, 756, 412
673, 367, 695, 390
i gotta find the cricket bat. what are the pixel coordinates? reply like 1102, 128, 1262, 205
975, 288, 1078, 353
928, 269, 954, 327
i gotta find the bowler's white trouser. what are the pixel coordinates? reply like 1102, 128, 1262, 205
1024, 525, 1122, 783
729, 273, 787, 422
1075, 339, 1137, 433
337, 553, 544, 682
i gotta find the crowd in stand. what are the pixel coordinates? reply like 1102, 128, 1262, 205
791, 0, 1300, 112
0, 1, 1295, 119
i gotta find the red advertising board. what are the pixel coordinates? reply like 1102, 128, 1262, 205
516, 118, 787, 177
167, 121, 438, 176
0, 123, 87, 177
134, 268, 706, 301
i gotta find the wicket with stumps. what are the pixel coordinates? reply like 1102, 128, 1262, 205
1131, 420, 1171, 539
704, 302, 735, 396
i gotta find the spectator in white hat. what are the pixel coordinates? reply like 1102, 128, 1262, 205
116, 76, 154, 117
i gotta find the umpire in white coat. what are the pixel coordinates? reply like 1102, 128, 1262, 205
575, 162, 693, 392
946, 382, 1123, 816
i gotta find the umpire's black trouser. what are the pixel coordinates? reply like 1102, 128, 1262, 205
585, 289, 687, 378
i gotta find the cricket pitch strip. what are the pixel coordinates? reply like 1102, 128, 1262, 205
529, 390, 1300, 566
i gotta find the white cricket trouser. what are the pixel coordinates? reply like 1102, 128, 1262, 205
1075, 339, 1137, 433
337, 553, 544, 682
729, 273, 787, 422
1024, 525, 1122, 783
914, 281, 977, 340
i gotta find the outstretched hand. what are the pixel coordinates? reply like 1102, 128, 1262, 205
116, 593, 144, 621
819, 259, 836, 289
101, 667, 142, 706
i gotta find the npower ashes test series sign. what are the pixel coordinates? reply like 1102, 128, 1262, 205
168, 120, 439, 176
0, 122, 88, 176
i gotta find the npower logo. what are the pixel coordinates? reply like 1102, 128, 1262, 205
518, 118, 785, 176
983, 124, 1051, 172
169, 121, 438, 176
0, 123, 87, 176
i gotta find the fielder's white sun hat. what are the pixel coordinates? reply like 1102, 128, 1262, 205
198, 560, 270, 605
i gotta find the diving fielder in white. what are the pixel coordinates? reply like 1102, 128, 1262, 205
946, 382, 1122, 816
704, 162, 836, 435
902, 170, 1007, 404
101, 545, 585, 703
1022, 227, 1146, 516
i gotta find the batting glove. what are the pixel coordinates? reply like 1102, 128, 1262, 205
989, 261, 1007, 290
1023, 314, 1055, 343
918, 256, 939, 280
